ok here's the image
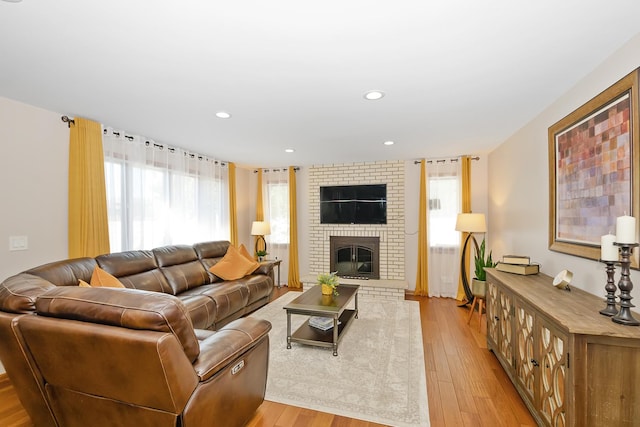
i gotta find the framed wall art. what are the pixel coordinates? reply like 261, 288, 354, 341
548, 68, 640, 267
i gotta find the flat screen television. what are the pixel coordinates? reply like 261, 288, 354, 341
320, 184, 387, 224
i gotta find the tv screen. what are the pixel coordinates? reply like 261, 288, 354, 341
320, 184, 387, 224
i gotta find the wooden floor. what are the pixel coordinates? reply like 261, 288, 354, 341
0, 288, 535, 427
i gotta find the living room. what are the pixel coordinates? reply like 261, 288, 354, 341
2, 1, 640, 426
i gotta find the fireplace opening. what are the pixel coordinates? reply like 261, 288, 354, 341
330, 236, 380, 279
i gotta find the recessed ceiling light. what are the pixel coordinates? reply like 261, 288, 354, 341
364, 90, 385, 100
285, 148, 295, 153
383, 141, 395, 146
215, 111, 231, 119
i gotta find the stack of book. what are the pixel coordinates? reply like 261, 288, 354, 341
309, 316, 340, 331
495, 255, 540, 275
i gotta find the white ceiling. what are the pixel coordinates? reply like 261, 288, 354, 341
1, 1, 640, 168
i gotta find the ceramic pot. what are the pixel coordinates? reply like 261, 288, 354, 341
472, 278, 486, 298
321, 284, 334, 295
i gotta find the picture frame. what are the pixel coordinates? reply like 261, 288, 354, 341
548, 68, 640, 267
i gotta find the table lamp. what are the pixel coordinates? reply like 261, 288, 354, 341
455, 213, 487, 304
251, 221, 271, 257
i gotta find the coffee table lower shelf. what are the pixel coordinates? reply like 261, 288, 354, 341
289, 309, 357, 356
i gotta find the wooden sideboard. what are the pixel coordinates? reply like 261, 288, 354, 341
485, 268, 640, 427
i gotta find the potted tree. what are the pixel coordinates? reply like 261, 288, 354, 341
472, 238, 497, 297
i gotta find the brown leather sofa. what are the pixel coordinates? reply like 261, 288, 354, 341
0, 240, 275, 427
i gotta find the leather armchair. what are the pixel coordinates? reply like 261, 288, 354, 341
17, 286, 271, 427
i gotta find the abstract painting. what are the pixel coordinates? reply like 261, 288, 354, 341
549, 69, 639, 265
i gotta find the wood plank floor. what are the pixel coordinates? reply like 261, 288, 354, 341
0, 288, 535, 427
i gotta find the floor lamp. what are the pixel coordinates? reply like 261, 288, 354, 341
455, 213, 487, 305
251, 221, 271, 258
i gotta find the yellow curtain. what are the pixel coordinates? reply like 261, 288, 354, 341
255, 168, 264, 253
287, 166, 301, 288
256, 168, 264, 221
228, 162, 238, 246
415, 160, 429, 296
456, 156, 472, 301
68, 118, 110, 258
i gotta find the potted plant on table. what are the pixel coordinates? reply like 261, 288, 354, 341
256, 250, 267, 262
317, 272, 339, 296
473, 238, 497, 298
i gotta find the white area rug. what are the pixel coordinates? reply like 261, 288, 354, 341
250, 292, 430, 427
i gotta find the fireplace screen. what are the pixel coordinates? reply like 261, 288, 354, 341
330, 236, 379, 279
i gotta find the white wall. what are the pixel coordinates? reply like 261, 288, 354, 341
0, 97, 69, 279
489, 33, 640, 297
0, 96, 69, 374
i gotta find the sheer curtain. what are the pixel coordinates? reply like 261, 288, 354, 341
262, 168, 289, 285
102, 127, 230, 252
427, 160, 462, 298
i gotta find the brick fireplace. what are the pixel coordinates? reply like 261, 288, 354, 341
307, 160, 405, 281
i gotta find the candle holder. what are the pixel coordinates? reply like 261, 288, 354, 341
612, 243, 640, 326
599, 260, 618, 316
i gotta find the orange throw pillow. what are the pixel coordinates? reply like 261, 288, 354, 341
238, 244, 260, 274
78, 279, 92, 288
89, 266, 126, 288
209, 245, 258, 280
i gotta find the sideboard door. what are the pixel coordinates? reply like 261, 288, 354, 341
514, 301, 536, 408
537, 317, 568, 427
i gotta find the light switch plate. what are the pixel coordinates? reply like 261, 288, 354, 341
9, 236, 28, 251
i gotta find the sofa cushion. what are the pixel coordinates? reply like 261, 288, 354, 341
180, 283, 249, 323
35, 287, 200, 363
177, 295, 217, 329
208, 245, 257, 281
153, 245, 209, 295
96, 250, 173, 293
193, 241, 230, 282
237, 274, 274, 306
0, 273, 55, 314
25, 258, 97, 287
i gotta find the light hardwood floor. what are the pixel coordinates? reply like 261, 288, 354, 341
0, 288, 535, 427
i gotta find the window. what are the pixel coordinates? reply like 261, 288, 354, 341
266, 181, 289, 244
428, 175, 459, 247
103, 128, 229, 252
425, 160, 462, 298
261, 168, 290, 285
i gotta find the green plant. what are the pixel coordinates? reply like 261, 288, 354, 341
474, 238, 497, 281
317, 271, 339, 296
256, 249, 268, 258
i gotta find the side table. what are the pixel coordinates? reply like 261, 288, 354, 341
263, 259, 282, 288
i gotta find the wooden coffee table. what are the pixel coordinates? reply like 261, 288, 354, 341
284, 284, 359, 356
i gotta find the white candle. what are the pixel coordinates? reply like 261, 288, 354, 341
616, 215, 637, 244
601, 234, 618, 261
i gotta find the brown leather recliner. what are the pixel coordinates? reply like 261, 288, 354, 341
16, 286, 271, 427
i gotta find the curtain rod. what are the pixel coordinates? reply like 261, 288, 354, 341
61, 116, 74, 128
253, 167, 300, 173
102, 128, 228, 165
413, 156, 479, 165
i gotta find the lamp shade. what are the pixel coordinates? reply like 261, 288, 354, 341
455, 213, 487, 233
251, 221, 271, 236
